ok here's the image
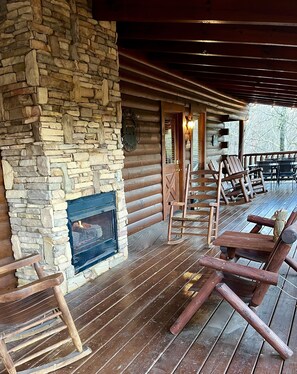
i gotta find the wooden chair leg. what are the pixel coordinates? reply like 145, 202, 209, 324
215, 283, 293, 360
221, 189, 229, 205
53, 286, 83, 352
250, 224, 263, 233
207, 207, 214, 245
239, 178, 250, 203
0, 340, 16, 374
170, 272, 223, 335
285, 255, 297, 272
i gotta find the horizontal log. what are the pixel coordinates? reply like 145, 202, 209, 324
0, 273, 17, 290
122, 82, 239, 119
0, 194, 8, 205
138, 133, 161, 144
125, 112, 160, 123
199, 256, 278, 285
138, 123, 161, 133
127, 193, 163, 214
0, 222, 12, 241
122, 94, 160, 112
120, 70, 246, 116
122, 164, 161, 180
124, 143, 161, 157
121, 82, 187, 111
206, 149, 225, 157
124, 154, 161, 169
120, 53, 246, 109
125, 183, 162, 203
206, 131, 220, 139
128, 203, 163, 225
0, 239, 12, 257
127, 212, 163, 236
124, 173, 162, 192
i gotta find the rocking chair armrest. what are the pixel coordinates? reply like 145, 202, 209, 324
0, 273, 64, 303
199, 256, 278, 285
248, 167, 263, 173
222, 171, 248, 182
168, 201, 185, 207
247, 215, 275, 228
0, 253, 41, 276
282, 221, 297, 244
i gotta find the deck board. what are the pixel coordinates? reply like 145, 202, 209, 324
6, 183, 297, 374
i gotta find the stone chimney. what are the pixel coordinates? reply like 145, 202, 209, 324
0, 0, 128, 292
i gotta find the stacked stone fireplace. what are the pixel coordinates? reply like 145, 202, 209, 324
0, 0, 128, 292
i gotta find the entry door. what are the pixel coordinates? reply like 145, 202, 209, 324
162, 112, 182, 218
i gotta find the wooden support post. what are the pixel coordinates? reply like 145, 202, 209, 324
215, 283, 293, 360
198, 112, 206, 169
238, 120, 245, 164
170, 271, 223, 335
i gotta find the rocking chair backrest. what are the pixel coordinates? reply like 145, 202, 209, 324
264, 206, 297, 271
225, 155, 244, 174
183, 164, 222, 213
167, 163, 222, 245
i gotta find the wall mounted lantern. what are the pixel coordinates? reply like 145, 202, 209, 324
184, 109, 195, 149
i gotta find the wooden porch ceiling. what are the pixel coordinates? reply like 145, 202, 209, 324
93, 0, 297, 108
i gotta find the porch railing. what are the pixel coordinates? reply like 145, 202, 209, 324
242, 150, 297, 168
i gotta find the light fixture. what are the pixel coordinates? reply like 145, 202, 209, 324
184, 108, 195, 150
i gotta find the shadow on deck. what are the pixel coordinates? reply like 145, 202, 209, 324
7, 182, 297, 374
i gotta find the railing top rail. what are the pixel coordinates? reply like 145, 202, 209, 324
242, 150, 297, 168
243, 150, 297, 157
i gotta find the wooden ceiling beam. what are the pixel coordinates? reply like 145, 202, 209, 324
155, 55, 297, 73
230, 93, 297, 106
186, 73, 297, 89
93, 0, 297, 25
175, 65, 297, 82
208, 84, 297, 97
120, 41, 297, 62
118, 23, 297, 47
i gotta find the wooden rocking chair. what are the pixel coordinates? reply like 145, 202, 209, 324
167, 164, 222, 245
217, 206, 297, 272
224, 155, 266, 195
208, 160, 251, 204
0, 253, 91, 374
170, 221, 297, 359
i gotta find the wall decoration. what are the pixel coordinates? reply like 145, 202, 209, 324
122, 109, 139, 152
211, 134, 219, 146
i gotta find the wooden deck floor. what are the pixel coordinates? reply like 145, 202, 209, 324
8, 183, 297, 373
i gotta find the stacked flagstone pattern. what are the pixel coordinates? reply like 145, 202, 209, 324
0, 0, 128, 292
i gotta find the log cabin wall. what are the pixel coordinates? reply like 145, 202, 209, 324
205, 113, 229, 166
119, 52, 248, 235
122, 96, 162, 235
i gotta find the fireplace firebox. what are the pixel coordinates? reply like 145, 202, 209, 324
67, 192, 118, 273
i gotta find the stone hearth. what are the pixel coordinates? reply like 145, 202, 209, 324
0, 0, 128, 292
